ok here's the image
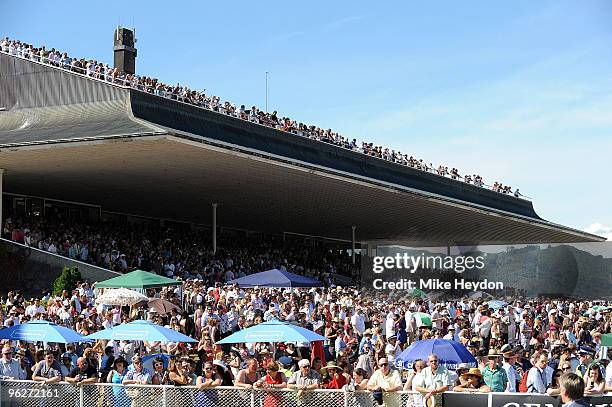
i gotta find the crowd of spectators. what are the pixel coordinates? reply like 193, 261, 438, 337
0, 36, 524, 199
2, 216, 357, 285
1, 275, 612, 405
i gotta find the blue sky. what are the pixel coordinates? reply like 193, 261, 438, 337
3, 1, 612, 238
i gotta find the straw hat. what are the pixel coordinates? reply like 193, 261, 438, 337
320, 361, 342, 374
462, 368, 483, 378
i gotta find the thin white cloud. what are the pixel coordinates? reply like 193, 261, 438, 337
322, 15, 367, 32
584, 223, 612, 241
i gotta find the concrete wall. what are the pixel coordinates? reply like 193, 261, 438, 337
0, 238, 119, 297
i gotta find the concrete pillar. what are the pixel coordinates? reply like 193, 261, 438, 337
0, 169, 4, 236
212, 203, 218, 255
352, 225, 356, 265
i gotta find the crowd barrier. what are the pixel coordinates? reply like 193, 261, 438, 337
1, 380, 612, 407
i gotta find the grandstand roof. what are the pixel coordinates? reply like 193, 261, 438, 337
0, 52, 603, 244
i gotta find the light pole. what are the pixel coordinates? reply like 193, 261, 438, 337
265, 71, 269, 112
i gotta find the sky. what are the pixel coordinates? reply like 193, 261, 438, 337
3, 1, 612, 238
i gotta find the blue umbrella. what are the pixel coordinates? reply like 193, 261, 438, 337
138, 353, 172, 372
227, 269, 323, 288
217, 319, 327, 344
85, 320, 197, 343
488, 300, 508, 310
395, 339, 477, 370
0, 320, 91, 343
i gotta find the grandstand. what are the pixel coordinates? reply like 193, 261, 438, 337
0, 36, 604, 260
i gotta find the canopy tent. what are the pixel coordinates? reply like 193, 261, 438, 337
227, 268, 323, 288
0, 320, 91, 343
85, 320, 197, 343
217, 319, 327, 344
395, 339, 477, 370
94, 287, 148, 306
95, 270, 182, 289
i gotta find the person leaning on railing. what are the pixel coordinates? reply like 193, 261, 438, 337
0, 346, 26, 380
413, 354, 448, 407
64, 357, 98, 386
31, 350, 62, 384
122, 355, 151, 385
366, 358, 401, 406
287, 359, 320, 394
453, 368, 491, 393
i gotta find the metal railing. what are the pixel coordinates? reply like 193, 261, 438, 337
3, 380, 612, 407
0, 46, 529, 201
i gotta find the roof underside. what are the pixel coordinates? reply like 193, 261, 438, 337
0, 136, 601, 244
0, 52, 602, 244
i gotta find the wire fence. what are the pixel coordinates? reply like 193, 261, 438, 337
8, 379, 612, 407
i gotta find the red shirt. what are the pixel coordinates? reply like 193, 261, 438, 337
324, 373, 347, 389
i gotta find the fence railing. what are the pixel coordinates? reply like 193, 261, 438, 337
0, 48, 529, 201
2, 380, 612, 407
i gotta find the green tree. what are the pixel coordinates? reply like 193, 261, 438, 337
52, 266, 82, 297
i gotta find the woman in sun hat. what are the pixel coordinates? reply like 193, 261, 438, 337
321, 361, 347, 389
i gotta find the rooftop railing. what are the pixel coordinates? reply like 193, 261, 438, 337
0, 48, 530, 201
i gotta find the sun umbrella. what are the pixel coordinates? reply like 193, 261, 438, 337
148, 298, 181, 315
85, 320, 197, 343
601, 333, 612, 347
409, 288, 427, 299
488, 300, 508, 310
138, 353, 172, 372
0, 320, 91, 343
395, 339, 477, 370
414, 312, 432, 328
590, 306, 609, 313
95, 288, 148, 306
216, 319, 327, 344
227, 269, 323, 288
469, 291, 493, 299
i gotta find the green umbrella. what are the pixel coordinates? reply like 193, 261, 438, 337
584, 306, 609, 316
601, 333, 612, 347
410, 288, 427, 299
414, 312, 432, 327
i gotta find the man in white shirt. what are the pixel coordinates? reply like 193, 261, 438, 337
384, 335, 401, 364
367, 358, 402, 406
25, 299, 45, 317
414, 353, 449, 407
501, 345, 518, 392
443, 326, 456, 341
351, 308, 366, 338
526, 353, 549, 394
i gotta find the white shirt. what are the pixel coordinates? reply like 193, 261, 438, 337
385, 317, 395, 338
351, 313, 366, 335
502, 362, 517, 392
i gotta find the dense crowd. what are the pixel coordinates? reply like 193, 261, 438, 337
0, 36, 523, 199
2, 216, 357, 285
1, 276, 612, 406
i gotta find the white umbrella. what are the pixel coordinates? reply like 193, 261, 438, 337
469, 291, 493, 300
95, 288, 148, 306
